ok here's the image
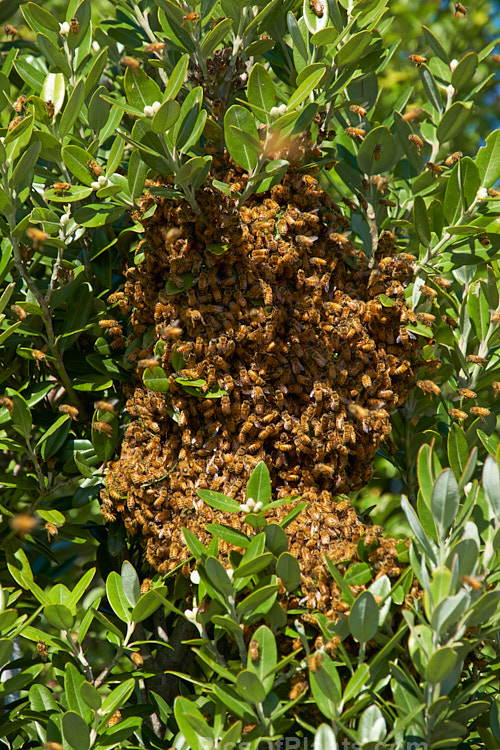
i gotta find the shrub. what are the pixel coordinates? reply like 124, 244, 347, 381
1, 0, 500, 748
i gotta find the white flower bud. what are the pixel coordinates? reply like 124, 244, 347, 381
464, 482, 472, 496
190, 570, 200, 584
240, 72, 248, 83
97, 175, 107, 187
278, 103, 287, 115
254, 501, 263, 513
60, 214, 70, 227
450, 59, 459, 73
239, 503, 250, 512
226, 568, 234, 581
184, 607, 198, 621
59, 21, 70, 35
246, 498, 256, 510
91, 181, 100, 190
269, 106, 280, 118
446, 84, 455, 97
476, 187, 488, 201
143, 105, 154, 118
151, 100, 162, 114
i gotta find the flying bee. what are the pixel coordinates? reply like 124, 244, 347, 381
409, 54, 427, 67
466, 355, 487, 364
144, 41, 166, 53
425, 161, 443, 176
58, 404, 79, 419
70, 17, 79, 33
459, 388, 477, 399
492, 381, 500, 396
416, 379, 441, 396
26, 227, 49, 249
408, 133, 423, 154
415, 312, 435, 324
295, 234, 319, 247
454, 1, 466, 14
92, 421, 113, 436
445, 151, 463, 166
349, 104, 367, 117
120, 56, 140, 68
379, 198, 396, 207
328, 230, 350, 247
137, 358, 159, 369
488, 188, 500, 197
3, 24, 18, 38
94, 401, 116, 414
470, 406, 490, 419
345, 127, 365, 140
461, 575, 482, 590
372, 143, 382, 161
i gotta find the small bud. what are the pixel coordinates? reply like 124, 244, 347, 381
278, 103, 287, 115
143, 105, 154, 117
184, 607, 198, 621
254, 501, 263, 512
59, 21, 70, 35
190, 570, 200, 584
446, 84, 455, 97
269, 106, 280, 118
97, 175, 107, 186
60, 213, 70, 227
246, 498, 256, 510
476, 187, 488, 201
449, 59, 459, 72
151, 100, 162, 114
91, 181, 100, 190
226, 568, 234, 581
130, 651, 144, 668
239, 503, 250, 512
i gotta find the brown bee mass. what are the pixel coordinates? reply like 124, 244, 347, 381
101, 162, 419, 616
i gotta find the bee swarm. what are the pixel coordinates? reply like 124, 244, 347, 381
101, 167, 419, 616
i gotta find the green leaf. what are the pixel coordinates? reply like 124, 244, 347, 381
413, 195, 431, 246
59, 80, 85, 136
124, 65, 162, 110
246, 461, 271, 506
205, 557, 234, 597
62, 711, 90, 750
247, 625, 276, 693
236, 670, 267, 704
476, 129, 500, 187
174, 696, 213, 750
483, 456, 500, 517
163, 53, 190, 100
233, 552, 273, 578
44, 186, 92, 202
10, 392, 32, 438
349, 591, 379, 643
73, 204, 125, 227
419, 65, 443, 114
264, 523, 289, 556
309, 652, 341, 720
197, 489, 240, 513
401, 496, 438, 565
344, 562, 373, 586
132, 589, 164, 622
84, 47, 108, 98
23, 2, 60, 33
276, 552, 301, 592
9, 141, 41, 189
182, 527, 208, 559
62, 145, 95, 186
422, 24, 448, 63
106, 571, 133, 622
236, 584, 278, 618
121, 561, 140, 608
431, 590, 470, 635
37, 33, 71, 77
336, 31, 372, 67
65, 662, 91, 721
447, 423, 468, 481
437, 102, 472, 143
44, 603, 74, 630
128, 148, 148, 200
314, 724, 338, 750
173, 86, 205, 153
201, 17, 233, 57
287, 67, 326, 111
452, 52, 478, 90
29, 683, 58, 712
224, 104, 260, 171
424, 647, 458, 684
143, 366, 169, 392
343, 662, 370, 703
357, 125, 397, 174
80, 681, 101, 710
247, 63, 275, 121
165, 272, 198, 295
100, 677, 135, 718
205, 523, 251, 549
431, 469, 460, 534
151, 98, 180, 133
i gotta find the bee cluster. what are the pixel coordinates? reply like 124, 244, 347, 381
101, 166, 420, 614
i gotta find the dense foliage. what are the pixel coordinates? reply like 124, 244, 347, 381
1, 0, 500, 748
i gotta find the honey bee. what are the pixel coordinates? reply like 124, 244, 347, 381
448, 409, 467, 422
372, 144, 382, 161
445, 151, 463, 166
408, 134, 423, 154
345, 127, 365, 140
470, 406, 490, 419
461, 575, 482, 590
425, 161, 443, 176
137, 358, 159, 369
274, 441, 293, 451
120, 57, 141, 71
239, 420, 254, 442
349, 104, 367, 117
10, 304, 27, 320
478, 233, 490, 246
3, 25, 18, 38
87, 159, 102, 177
13, 94, 26, 113
249, 640, 259, 660
466, 355, 487, 364
94, 401, 116, 414
70, 17, 79, 33
379, 198, 396, 207
8, 115, 23, 131
26, 227, 49, 249
92, 421, 113, 436
289, 681, 308, 700
454, 1, 466, 14
296, 235, 319, 247
409, 54, 427, 67
419, 285, 437, 299
492, 312, 500, 323
247, 442, 262, 453
415, 312, 435, 324
309, 0, 325, 16
416, 379, 441, 396
343, 197, 358, 212
52, 182, 71, 194
58, 404, 79, 419
492, 381, 500, 396
36, 641, 49, 659
459, 388, 477, 399
488, 188, 500, 197
308, 652, 324, 672
182, 12, 200, 25
0, 396, 14, 412
258, 425, 276, 440
144, 41, 166, 53
328, 230, 350, 247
